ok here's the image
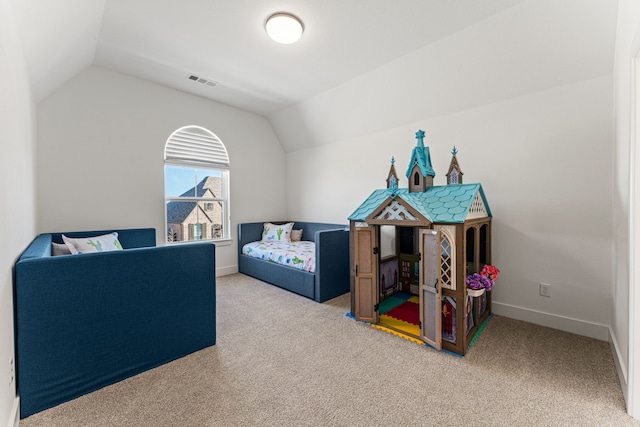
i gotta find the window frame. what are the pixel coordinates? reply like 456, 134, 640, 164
164, 126, 231, 245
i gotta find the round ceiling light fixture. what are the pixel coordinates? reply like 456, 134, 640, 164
265, 12, 304, 44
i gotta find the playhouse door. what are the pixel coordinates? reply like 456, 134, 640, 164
419, 229, 442, 350
354, 226, 378, 323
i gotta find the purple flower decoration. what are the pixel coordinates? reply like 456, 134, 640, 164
466, 273, 494, 291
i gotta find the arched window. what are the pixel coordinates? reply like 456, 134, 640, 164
164, 126, 230, 243
414, 171, 420, 186
449, 169, 458, 184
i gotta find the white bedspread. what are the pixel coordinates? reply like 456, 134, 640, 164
242, 241, 316, 273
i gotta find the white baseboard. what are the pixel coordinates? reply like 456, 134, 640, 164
492, 301, 609, 341
610, 327, 628, 404
216, 264, 238, 277
8, 396, 19, 427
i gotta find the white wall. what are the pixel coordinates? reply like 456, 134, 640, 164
0, 0, 37, 424
612, 0, 640, 415
37, 66, 287, 275
276, 0, 617, 342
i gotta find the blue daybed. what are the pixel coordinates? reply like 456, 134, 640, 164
13, 228, 216, 418
238, 222, 349, 302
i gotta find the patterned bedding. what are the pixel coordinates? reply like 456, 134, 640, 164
242, 241, 316, 273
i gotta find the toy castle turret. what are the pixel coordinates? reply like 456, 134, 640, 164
386, 157, 399, 190
406, 129, 436, 193
446, 146, 464, 185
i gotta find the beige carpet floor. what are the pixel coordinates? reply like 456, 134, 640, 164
20, 273, 639, 426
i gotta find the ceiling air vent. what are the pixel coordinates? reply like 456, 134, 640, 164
186, 74, 218, 87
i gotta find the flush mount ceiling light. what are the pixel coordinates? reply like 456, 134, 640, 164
265, 12, 304, 44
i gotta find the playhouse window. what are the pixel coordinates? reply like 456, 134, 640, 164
466, 227, 476, 274
380, 225, 396, 258
479, 224, 489, 265
440, 230, 454, 290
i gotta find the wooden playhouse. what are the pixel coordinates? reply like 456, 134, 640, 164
348, 130, 493, 356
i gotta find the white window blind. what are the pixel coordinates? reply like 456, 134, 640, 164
164, 127, 229, 167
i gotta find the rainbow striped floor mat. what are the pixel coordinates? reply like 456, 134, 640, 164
346, 292, 493, 357
379, 293, 420, 338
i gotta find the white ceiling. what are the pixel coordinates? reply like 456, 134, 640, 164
12, 0, 618, 122
14, 0, 543, 115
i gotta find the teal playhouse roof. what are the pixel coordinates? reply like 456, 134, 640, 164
348, 184, 491, 224
349, 130, 491, 224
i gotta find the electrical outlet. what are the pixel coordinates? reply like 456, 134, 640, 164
540, 283, 552, 297
9, 357, 14, 386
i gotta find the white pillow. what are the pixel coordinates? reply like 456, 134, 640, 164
261, 222, 294, 242
62, 232, 124, 255
51, 242, 72, 256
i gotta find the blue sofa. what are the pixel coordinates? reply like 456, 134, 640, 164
13, 228, 216, 418
238, 222, 349, 302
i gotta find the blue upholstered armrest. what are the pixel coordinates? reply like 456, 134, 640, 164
295, 222, 348, 243
18, 234, 53, 260
50, 228, 156, 249
315, 228, 350, 301
18, 228, 156, 261
237, 222, 266, 255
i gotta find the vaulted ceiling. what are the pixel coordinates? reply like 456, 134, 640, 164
12, 0, 618, 148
